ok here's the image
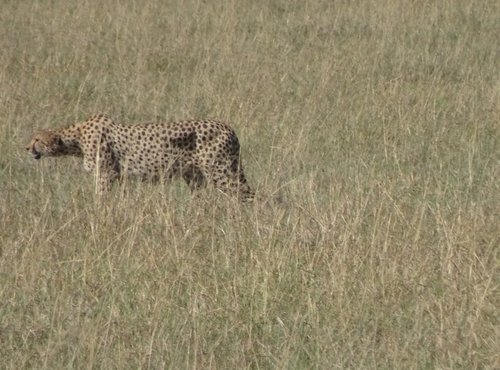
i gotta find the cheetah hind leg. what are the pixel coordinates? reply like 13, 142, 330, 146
212, 160, 254, 202
230, 157, 254, 202
182, 165, 207, 192
233, 174, 255, 202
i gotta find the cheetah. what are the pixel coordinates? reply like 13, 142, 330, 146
26, 114, 254, 200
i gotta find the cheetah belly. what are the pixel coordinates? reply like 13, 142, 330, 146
116, 145, 189, 181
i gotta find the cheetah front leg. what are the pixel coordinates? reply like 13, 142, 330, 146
83, 143, 120, 194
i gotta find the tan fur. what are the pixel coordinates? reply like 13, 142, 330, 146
26, 114, 253, 200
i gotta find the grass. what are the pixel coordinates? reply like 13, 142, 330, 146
0, 0, 498, 368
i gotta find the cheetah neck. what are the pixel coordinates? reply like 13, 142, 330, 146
58, 124, 84, 156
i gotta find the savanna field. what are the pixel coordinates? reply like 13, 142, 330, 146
0, 0, 498, 368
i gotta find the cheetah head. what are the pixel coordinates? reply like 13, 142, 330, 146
26, 130, 66, 159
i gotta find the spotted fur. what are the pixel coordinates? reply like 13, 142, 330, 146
26, 114, 253, 200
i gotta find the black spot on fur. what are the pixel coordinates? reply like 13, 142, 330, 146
170, 131, 196, 150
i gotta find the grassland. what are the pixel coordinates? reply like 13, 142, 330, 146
0, 0, 498, 368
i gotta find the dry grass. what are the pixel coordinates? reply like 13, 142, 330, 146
0, 0, 498, 368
